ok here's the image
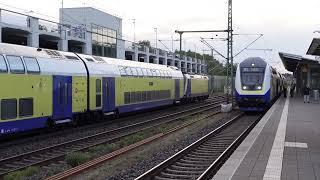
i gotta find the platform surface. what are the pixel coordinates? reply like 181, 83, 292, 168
213, 96, 320, 180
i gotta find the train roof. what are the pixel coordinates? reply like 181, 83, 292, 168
0, 43, 87, 76
240, 57, 267, 68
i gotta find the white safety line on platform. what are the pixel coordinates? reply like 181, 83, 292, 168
285, 142, 308, 148
263, 97, 289, 180
212, 98, 280, 180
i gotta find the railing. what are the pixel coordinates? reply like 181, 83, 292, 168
159, 49, 166, 56
0, 9, 29, 27
149, 47, 156, 54
125, 42, 135, 51
138, 45, 146, 52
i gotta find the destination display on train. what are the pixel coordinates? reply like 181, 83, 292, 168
242, 67, 264, 72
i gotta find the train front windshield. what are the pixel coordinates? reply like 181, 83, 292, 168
241, 67, 265, 87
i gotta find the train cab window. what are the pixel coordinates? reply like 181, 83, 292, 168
7, 56, 25, 74
19, 98, 33, 117
96, 79, 102, 107
0, 55, 8, 73
23, 57, 40, 74
1, 99, 17, 120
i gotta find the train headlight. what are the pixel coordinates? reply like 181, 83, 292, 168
243, 86, 248, 90
257, 86, 262, 90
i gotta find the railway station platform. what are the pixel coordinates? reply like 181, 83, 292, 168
213, 96, 320, 180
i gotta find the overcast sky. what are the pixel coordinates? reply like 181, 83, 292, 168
1, 0, 320, 73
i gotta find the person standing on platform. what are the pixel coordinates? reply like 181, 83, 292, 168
283, 83, 287, 98
303, 85, 310, 103
290, 83, 295, 98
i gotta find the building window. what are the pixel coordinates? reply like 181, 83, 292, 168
1, 99, 17, 120
0, 55, 8, 73
91, 24, 117, 58
19, 98, 33, 117
7, 55, 25, 74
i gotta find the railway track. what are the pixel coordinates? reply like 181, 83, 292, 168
0, 96, 228, 177
135, 113, 261, 180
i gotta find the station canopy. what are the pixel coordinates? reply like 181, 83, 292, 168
307, 38, 320, 56
279, 52, 318, 72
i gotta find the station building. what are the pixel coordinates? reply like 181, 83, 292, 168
0, 7, 207, 74
279, 38, 320, 95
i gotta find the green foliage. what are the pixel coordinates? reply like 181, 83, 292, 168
119, 133, 144, 147
65, 152, 91, 167
89, 143, 119, 154
138, 40, 151, 47
4, 166, 39, 180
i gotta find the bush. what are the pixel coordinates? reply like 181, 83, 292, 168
89, 143, 119, 154
4, 166, 39, 180
65, 152, 91, 167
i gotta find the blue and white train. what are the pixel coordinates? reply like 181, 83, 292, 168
235, 57, 283, 111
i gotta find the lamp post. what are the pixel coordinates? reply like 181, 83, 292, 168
153, 27, 158, 48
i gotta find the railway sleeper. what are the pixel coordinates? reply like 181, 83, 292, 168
175, 161, 209, 168
187, 153, 217, 159
164, 167, 204, 175
179, 158, 211, 165
159, 171, 199, 179
171, 164, 205, 171
189, 151, 215, 156
183, 155, 215, 162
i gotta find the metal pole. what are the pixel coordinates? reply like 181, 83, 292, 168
133, 19, 136, 43
226, 0, 233, 105
154, 27, 158, 49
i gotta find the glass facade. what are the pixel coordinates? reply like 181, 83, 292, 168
91, 24, 117, 58
311, 67, 320, 90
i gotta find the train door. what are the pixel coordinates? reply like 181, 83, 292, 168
175, 79, 180, 100
187, 79, 191, 97
53, 75, 72, 120
103, 77, 115, 113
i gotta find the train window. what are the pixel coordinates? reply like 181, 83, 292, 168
155, 70, 161, 77
1, 99, 17, 120
130, 92, 136, 103
119, 66, 127, 76
23, 57, 40, 74
59, 82, 64, 105
136, 91, 142, 102
19, 98, 33, 117
125, 67, 133, 76
7, 56, 25, 74
141, 91, 147, 101
0, 55, 7, 73
137, 68, 143, 77
146, 69, 152, 77
65, 55, 79, 60
65, 83, 68, 105
124, 92, 130, 104
96, 79, 101, 107
96, 79, 101, 93
146, 91, 152, 101
131, 68, 138, 77
85, 58, 94, 62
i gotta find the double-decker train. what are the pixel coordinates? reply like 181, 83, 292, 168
235, 57, 283, 111
0, 43, 209, 136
